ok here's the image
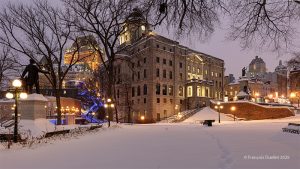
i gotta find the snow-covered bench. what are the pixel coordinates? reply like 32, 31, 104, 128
282, 123, 300, 134
45, 129, 70, 138
195, 120, 215, 126
202, 120, 215, 126
88, 124, 103, 131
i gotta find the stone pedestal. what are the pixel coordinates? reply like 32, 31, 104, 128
239, 77, 249, 92
19, 94, 48, 120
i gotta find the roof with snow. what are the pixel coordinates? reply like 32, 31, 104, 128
21, 94, 48, 101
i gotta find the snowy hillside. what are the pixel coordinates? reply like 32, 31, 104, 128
183, 107, 234, 124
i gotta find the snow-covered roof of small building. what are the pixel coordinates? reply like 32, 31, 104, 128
21, 93, 48, 101
0, 98, 14, 103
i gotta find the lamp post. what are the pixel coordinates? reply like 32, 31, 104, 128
254, 92, 260, 102
140, 115, 145, 121
214, 102, 223, 123
6, 79, 27, 143
290, 92, 299, 108
104, 98, 114, 127
230, 106, 236, 121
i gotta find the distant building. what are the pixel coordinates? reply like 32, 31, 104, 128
64, 35, 101, 71
113, 8, 225, 122
225, 59, 288, 100
39, 35, 102, 90
248, 56, 267, 77
224, 74, 235, 85
289, 68, 300, 101
224, 78, 275, 101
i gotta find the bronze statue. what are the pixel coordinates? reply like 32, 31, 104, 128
21, 59, 49, 94
242, 67, 247, 77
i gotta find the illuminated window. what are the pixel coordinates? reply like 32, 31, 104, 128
179, 86, 184, 96
187, 86, 193, 97
197, 86, 201, 96
141, 25, 145, 31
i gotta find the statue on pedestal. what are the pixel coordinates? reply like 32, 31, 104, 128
242, 67, 247, 77
21, 59, 49, 94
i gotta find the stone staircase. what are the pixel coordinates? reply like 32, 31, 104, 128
158, 108, 202, 123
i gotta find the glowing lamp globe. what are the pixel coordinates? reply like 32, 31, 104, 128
6, 92, 14, 99
290, 93, 296, 98
12, 79, 22, 87
20, 92, 28, 99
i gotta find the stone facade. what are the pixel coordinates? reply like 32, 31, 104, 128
225, 59, 288, 100
113, 10, 224, 122
289, 69, 300, 104
224, 79, 275, 100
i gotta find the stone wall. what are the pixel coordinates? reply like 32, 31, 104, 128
210, 101, 294, 120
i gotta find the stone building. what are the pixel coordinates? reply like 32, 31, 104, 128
289, 68, 300, 102
227, 58, 288, 99
248, 56, 267, 77
64, 35, 101, 71
113, 9, 224, 122
224, 78, 275, 101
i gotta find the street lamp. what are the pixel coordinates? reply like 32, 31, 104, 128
230, 106, 236, 121
91, 112, 96, 123
214, 102, 223, 123
254, 92, 260, 102
104, 98, 114, 127
6, 79, 27, 143
290, 92, 299, 108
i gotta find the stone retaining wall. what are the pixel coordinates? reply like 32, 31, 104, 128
210, 101, 294, 120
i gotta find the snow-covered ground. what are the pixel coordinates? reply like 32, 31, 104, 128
1, 107, 300, 169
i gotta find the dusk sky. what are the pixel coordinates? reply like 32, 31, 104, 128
2, 0, 300, 78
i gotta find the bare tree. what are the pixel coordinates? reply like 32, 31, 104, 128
0, 46, 20, 88
141, 0, 225, 39
64, 0, 135, 123
0, 1, 89, 125
141, 0, 300, 50
227, 0, 300, 50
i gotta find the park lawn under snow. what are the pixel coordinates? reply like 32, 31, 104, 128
1, 108, 300, 169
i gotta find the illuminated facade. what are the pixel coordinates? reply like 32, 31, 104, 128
64, 35, 101, 71
114, 9, 224, 122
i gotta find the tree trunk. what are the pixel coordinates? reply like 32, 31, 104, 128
55, 88, 62, 125
113, 82, 119, 123
106, 64, 115, 123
